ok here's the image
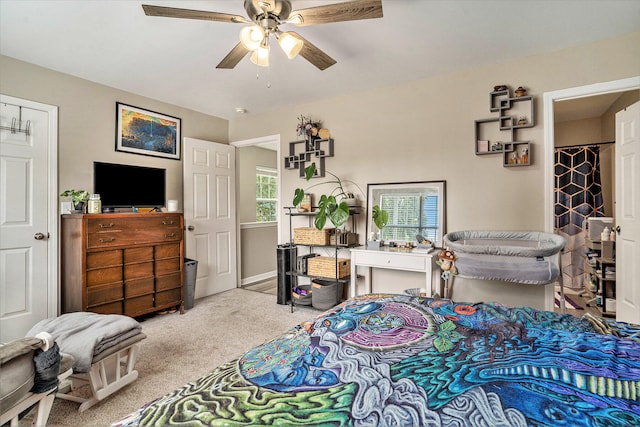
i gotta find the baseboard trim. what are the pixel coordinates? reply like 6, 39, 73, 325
241, 271, 277, 286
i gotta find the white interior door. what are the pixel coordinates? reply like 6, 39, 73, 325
1, 96, 58, 342
615, 101, 640, 325
183, 137, 237, 297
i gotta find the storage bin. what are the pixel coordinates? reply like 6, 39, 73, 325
293, 227, 334, 245
330, 231, 358, 246
311, 280, 343, 310
307, 256, 350, 279
292, 284, 312, 306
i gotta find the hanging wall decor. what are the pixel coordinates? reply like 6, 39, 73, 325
285, 115, 334, 177
116, 102, 181, 160
473, 86, 534, 167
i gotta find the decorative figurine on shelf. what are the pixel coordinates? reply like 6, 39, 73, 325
436, 249, 458, 281
493, 85, 508, 92
515, 86, 527, 97
517, 115, 528, 125
521, 147, 529, 164
510, 152, 518, 164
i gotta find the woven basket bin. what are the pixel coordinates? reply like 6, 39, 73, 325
293, 227, 334, 245
307, 256, 350, 279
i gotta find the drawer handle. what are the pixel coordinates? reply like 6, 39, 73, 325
99, 223, 115, 228
165, 232, 176, 238
99, 237, 115, 243
163, 220, 175, 225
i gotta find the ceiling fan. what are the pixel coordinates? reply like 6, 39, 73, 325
142, 0, 383, 70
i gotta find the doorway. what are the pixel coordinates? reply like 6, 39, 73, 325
231, 135, 281, 289
543, 76, 640, 321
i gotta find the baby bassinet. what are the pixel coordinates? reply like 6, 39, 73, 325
443, 230, 566, 312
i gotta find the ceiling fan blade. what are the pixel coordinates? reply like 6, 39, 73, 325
142, 4, 249, 23
289, 32, 336, 71
216, 43, 251, 69
289, 0, 382, 26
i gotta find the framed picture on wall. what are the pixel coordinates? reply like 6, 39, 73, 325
116, 102, 181, 160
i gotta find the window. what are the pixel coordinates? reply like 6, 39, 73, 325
256, 167, 277, 222
367, 181, 446, 245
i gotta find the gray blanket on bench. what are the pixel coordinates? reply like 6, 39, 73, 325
27, 312, 142, 373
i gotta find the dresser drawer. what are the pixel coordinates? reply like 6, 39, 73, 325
354, 251, 428, 271
125, 295, 154, 316
156, 288, 181, 306
86, 250, 122, 269
86, 217, 182, 249
156, 272, 181, 291
155, 243, 181, 259
86, 216, 182, 233
124, 261, 154, 280
156, 258, 180, 276
90, 300, 123, 315
125, 277, 154, 298
87, 266, 122, 286
124, 247, 153, 263
87, 282, 123, 307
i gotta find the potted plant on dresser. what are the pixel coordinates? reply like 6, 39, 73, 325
60, 189, 89, 213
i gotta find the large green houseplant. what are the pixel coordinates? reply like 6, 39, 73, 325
292, 163, 361, 230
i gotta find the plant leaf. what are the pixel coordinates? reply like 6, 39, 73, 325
314, 211, 327, 229
293, 188, 305, 207
372, 205, 389, 230
304, 163, 317, 181
328, 202, 350, 228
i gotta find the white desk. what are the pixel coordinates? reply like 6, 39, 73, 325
350, 247, 440, 297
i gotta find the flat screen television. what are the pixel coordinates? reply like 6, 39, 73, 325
94, 162, 166, 209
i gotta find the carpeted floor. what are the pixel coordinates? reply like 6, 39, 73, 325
28, 288, 316, 426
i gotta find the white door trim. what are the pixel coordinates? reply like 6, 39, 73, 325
230, 134, 281, 286
543, 76, 640, 233
0, 94, 59, 316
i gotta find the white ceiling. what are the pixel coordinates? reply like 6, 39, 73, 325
1, 1, 639, 120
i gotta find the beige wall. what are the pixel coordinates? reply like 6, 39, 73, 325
237, 146, 277, 222
229, 32, 640, 249
0, 55, 228, 206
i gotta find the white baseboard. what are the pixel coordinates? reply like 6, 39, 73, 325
241, 270, 277, 286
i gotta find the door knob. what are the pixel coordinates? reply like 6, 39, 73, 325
34, 232, 47, 240
615, 225, 621, 234
187, 225, 195, 231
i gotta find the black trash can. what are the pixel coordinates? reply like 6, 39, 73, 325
184, 258, 198, 310
276, 244, 297, 305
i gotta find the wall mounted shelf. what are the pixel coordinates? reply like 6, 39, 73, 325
475, 88, 535, 167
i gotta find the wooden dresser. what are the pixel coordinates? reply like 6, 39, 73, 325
61, 212, 184, 316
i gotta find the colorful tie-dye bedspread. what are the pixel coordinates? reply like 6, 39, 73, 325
114, 294, 640, 426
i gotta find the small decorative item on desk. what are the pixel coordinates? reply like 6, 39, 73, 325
515, 86, 527, 97
414, 235, 434, 253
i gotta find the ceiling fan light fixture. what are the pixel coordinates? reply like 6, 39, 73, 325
239, 25, 264, 51
250, 42, 270, 67
277, 31, 303, 59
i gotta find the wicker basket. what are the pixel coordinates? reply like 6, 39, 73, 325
307, 256, 350, 279
293, 227, 334, 245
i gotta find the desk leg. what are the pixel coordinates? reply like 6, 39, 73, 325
350, 262, 357, 298
365, 267, 372, 295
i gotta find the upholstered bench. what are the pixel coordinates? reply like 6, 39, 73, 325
27, 312, 146, 412
0, 332, 73, 426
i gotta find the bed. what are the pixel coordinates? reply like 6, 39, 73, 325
114, 293, 640, 426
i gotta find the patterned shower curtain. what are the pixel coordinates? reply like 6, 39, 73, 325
554, 146, 605, 289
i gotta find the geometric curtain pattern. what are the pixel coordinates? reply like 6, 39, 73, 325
554, 146, 605, 289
